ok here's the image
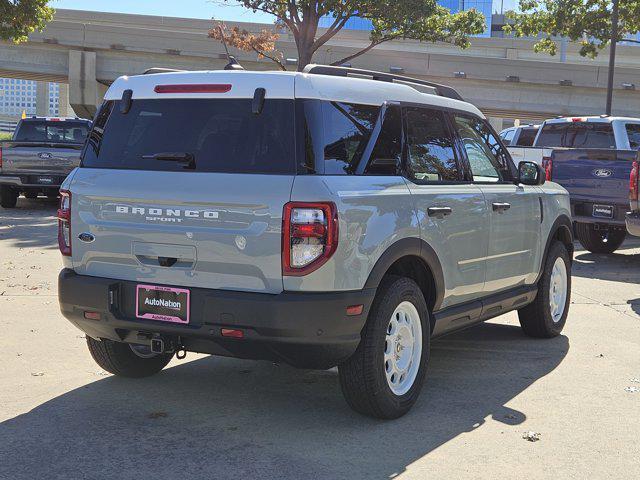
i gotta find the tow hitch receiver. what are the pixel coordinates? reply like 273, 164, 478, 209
150, 338, 165, 354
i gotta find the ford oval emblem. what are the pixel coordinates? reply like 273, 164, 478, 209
78, 232, 95, 243
38, 152, 53, 159
593, 168, 613, 178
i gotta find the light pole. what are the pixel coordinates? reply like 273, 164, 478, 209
605, 0, 619, 116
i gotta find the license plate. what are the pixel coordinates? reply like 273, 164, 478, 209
136, 284, 190, 324
36, 176, 54, 184
593, 204, 614, 219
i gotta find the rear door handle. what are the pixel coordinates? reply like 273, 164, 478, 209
427, 206, 453, 218
492, 202, 511, 213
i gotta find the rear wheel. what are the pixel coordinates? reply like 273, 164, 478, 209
339, 276, 430, 419
86, 337, 174, 378
575, 222, 625, 254
518, 241, 571, 338
0, 186, 18, 208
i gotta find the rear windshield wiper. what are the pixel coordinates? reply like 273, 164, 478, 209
141, 152, 196, 169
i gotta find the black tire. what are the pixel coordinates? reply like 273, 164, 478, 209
575, 222, 625, 254
338, 276, 430, 419
518, 241, 571, 338
0, 187, 18, 208
86, 337, 173, 378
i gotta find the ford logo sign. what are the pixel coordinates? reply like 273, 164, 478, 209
78, 232, 95, 243
593, 168, 613, 178
38, 152, 53, 159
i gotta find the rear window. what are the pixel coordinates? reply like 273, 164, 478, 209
536, 122, 615, 148
82, 99, 295, 174
515, 127, 538, 147
14, 120, 89, 143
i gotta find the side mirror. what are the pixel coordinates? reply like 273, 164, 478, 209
518, 161, 545, 186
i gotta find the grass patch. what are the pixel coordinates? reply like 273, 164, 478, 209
0, 132, 12, 141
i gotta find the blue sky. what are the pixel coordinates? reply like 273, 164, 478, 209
53, 0, 518, 22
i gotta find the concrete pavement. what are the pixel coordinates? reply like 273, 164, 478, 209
0, 199, 638, 480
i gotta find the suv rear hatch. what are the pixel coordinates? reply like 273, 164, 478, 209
68, 74, 296, 294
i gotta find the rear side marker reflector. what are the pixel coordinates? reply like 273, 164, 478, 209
154, 84, 232, 94
346, 305, 364, 316
221, 328, 244, 339
84, 311, 101, 320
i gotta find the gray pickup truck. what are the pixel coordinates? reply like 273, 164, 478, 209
0, 117, 90, 208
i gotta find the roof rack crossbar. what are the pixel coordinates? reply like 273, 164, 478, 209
303, 64, 463, 101
143, 67, 187, 75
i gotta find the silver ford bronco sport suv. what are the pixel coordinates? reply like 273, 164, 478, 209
57, 65, 573, 419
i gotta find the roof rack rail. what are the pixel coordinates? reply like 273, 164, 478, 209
143, 67, 186, 75
303, 64, 463, 101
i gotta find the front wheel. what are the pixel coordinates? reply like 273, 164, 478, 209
86, 337, 174, 378
575, 222, 625, 254
0, 186, 18, 208
339, 276, 430, 419
518, 241, 571, 338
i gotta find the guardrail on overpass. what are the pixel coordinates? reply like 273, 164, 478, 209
1, 9, 639, 121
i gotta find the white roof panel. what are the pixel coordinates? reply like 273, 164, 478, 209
104, 69, 483, 117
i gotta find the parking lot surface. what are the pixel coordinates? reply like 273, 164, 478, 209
1, 199, 638, 480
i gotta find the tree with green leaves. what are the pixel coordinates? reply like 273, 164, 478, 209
1, 0, 54, 43
211, 0, 486, 71
505, 0, 640, 113
505, 0, 640, 58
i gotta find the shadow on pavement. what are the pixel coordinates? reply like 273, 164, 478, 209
0, 197, 58, 250
0, 322, 568, 479
572, 237, 640, 284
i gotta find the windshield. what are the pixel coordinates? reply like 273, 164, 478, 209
14, 121, 90, 143
82, 99, 295, 174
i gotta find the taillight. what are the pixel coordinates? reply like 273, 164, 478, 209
0, 145, 3, 169
542, 157, 553, 181
57, 190, 72, 256
630, 161, 639, 206
282, 202, 338, 276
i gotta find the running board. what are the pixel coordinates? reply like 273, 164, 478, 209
431, 285, 538, 338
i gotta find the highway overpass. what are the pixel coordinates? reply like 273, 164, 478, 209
1, 9, 640, 124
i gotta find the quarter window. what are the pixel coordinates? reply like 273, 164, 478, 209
626, 124, 640, 149
453, 115, 512, 183
365, 106, 402, 175
405, 108, 459, 182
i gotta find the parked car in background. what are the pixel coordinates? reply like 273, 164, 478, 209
57, 66, 574, 419
501, 124, 552, 166
0, 116, 91, 208
499, 124, 540, 146
535, 116, 640, 253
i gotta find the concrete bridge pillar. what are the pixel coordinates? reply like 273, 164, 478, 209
68, 50, 104, 120
35, 81, 49, 116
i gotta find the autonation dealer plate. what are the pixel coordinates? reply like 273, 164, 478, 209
593, 204, 614, 219
136, 284, 190, 324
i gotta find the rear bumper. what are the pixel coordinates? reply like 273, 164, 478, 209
570, 200, 627, 228
0, 173, 66, 188
625, 211, 640, 237
58, 269, 375, 369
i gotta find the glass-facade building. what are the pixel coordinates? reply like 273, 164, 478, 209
320, 0, 493, 37
0, 78, 60, 117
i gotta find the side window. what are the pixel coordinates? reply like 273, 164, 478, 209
405, 107, 460, 182
626, 124, 640, 149
501, 129, 515, 145
322, 102, 378, 174
517, 128, 538, 147
453, 115, 512, 183
365, 106, 402, 175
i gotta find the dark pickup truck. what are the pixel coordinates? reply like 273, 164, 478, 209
0, 117, 90, 208
538, 116, 640, 253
